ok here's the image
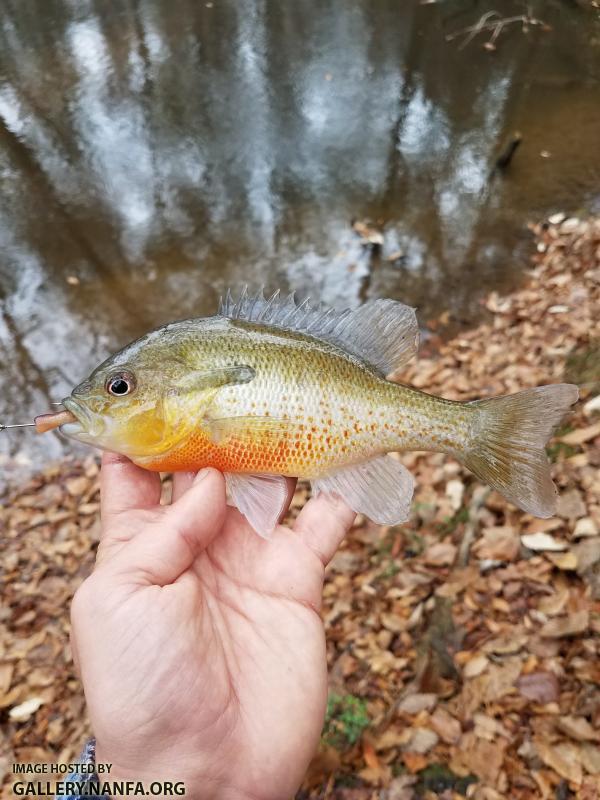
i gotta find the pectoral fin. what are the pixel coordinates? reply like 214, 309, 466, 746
174, 365, 255, 395
311, 455, 414, 525
225, 472, 289, 538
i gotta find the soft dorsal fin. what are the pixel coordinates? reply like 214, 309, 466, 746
218, 289, 419, 375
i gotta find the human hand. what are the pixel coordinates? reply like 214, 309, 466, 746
70, 454, 355, 800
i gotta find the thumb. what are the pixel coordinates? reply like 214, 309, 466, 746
112, 468, 227, 586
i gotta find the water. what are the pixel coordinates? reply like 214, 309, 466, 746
0, 0, 599, 477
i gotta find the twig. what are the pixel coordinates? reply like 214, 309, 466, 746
373, 679, 420, 736
494, 132, 523, 171
489, 132, 523, 181
447, 10, 502, 49
446, 8, 549, 50
457, 487, 491, 567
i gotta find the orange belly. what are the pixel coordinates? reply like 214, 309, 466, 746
134, 424, 338, 476
137, 429, 295, 474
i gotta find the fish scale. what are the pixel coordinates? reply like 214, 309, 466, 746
143, 320, 466, 477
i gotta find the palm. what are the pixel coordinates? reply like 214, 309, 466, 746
71, 455, 354, 800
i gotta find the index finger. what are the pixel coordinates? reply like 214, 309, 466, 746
100, 452, 162, 521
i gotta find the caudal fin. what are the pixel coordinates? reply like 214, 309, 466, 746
463, 384, 579, 518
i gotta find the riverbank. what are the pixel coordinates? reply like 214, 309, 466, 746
1, 216, 599, 799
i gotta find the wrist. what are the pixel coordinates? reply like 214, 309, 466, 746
95, 742, 245, 800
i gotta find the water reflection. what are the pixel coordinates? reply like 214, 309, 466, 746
0, 0, 599, 475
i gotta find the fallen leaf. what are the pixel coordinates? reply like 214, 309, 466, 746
560, 216, 580, 231
0, 663, 14, 696
375, 728, 409, 751
556, 716, 599, 742
483, 631, 528, 655
65, 476, 89, 497
473, 712, 510, 742
516, 671, 560, 704
362, 739, 381, 770
9, 696, 44, 722
403, 727, 439, 754
358, 764, 392, 785
387, 775, 418, 800
397, 693, 437, 715
545, 551, 578, 570
538, 588, 569, 616
476, 526, 520, 561
380, 612, 406, 634
370, 650, 402, 675
0, 686, 23, 709
548, 212, 566, 224
423, 541, 457, 566
435, 566, 478, 597
573, 518, 599, 539
27, 667, 56, 688
14, 746, 51, 763
386, 250, 405, 263
352, 220, 384, 246
482, 658, 523, 703
560, 421, 600, 445
540, 610, 589, 638
535, 739, 583, 784
429, 707, 461, 744
580, 742, 600, 775
402, 752, 428, 773
525, 517, 563, 534
583, 395, 600, 416
572, 538, 600, 574
454, 733, 507, 784
556, 489, 587, 520
463, 653, 489, 678
521, 532, 568, 551
445, 479, 464, 511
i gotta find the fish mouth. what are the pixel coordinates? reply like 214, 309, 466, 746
60, 397, 99, 438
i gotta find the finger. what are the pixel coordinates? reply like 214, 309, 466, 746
100, 452, 161, 522
293, 491, 356, 566
172, 471, 197, 503
114, 468, 227, 586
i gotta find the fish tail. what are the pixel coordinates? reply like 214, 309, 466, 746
460, 384, 578, 517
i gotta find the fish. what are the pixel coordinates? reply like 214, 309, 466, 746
34, 290, 578, 537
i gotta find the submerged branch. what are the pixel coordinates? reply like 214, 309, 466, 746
446, 9, 550, 50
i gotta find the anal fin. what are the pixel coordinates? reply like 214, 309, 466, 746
311, 455, 414, 525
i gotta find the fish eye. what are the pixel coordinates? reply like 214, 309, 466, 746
106, 371, 136, 397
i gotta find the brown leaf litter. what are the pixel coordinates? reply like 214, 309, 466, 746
1, 216, 599, 800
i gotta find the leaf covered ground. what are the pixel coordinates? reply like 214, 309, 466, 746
1, 216, 599, 799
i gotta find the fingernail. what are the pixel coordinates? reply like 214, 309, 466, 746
193, 468, 211, 484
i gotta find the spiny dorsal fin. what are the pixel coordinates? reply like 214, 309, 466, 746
218, 289, 419, 375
